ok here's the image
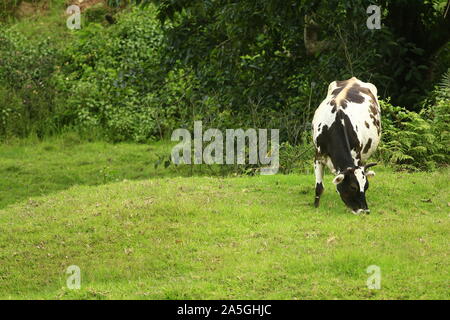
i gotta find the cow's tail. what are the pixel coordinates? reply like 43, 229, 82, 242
336, 110, 352, 155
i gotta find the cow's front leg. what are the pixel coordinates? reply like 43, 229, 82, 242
314, 160, 324, 207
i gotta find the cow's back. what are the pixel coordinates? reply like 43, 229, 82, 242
312, 77, 381, 167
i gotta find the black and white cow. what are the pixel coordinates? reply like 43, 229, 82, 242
312, 77, 381, 214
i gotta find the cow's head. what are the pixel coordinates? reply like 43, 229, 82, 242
332, 163, 377, 214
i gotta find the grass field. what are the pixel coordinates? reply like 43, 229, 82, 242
0, 135, 176, 209
0, 138, 449, 299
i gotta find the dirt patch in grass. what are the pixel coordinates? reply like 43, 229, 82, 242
16, 1, 49, 18
68, 0, 106, 12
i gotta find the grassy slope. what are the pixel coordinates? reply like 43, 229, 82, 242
0, 135, 176, 209
7, 1, 72, 42
0, 140, 448, 299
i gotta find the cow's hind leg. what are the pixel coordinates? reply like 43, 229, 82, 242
314, 159, 324, 207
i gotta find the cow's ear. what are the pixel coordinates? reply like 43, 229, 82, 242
366, 170, 375, 178
333, 174, 345, 185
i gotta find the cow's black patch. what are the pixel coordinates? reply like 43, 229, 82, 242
332, 87, 344, 97
369, 103, 378, 115
336, 178, 369, 212
315, 110, 361, 172
370, 114, 381, 135
345, 84, 366, 104
363, 138, 372, 154
331, 104, 337, 113
314, 182, 324, 207
347, 83, 378, 106
365, 121, 370, 129
334, 83, 378, 110
335, 80, 349, 87
360, 87, 377, 104
330, 100, 337, 113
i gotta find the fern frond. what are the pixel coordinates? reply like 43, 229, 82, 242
439, 68, 450, 90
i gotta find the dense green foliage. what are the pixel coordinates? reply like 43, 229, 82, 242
0, 28, 62, 137
56, 8, 170, 141
378, 93, 449, 171
150, 0, 450, 107
0, 1, 449, 170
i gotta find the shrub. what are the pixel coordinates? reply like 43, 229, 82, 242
377, 95, 449, 171
55, 7, 194, 142
0, 27, 61, 139
278, 140, 315, 174
0, 85, 24, 137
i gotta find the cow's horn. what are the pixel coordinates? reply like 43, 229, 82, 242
364, 162, 378, 170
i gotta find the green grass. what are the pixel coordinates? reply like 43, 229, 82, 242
5, 0, 115, 46
0, 138, 448, 299
7, 1, 72, 42
0, 134, 189, 209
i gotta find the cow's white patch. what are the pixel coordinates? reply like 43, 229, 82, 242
354, 168, 366, 192
326, 158, 336, 173
351, 150, 359, 166
343, 100, 380, 162
353, 208, 366, 215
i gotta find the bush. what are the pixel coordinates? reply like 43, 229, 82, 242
0, 27, 61, 139
377, 94, 449, 171
278, 139, 315, 174
0, 85, 24, 137
55, 7, 197, 142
